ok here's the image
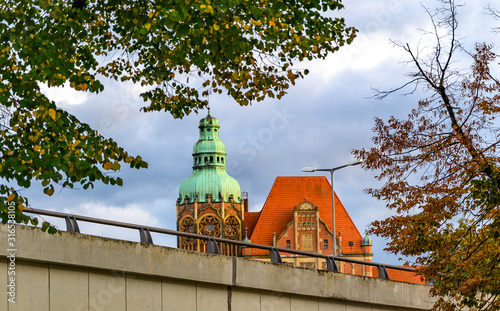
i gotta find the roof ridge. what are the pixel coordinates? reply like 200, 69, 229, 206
333, 191, 363, 239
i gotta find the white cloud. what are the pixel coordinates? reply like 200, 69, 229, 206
40, 82, 90, 106
60, 202, 161, 243
63, 202, 160, 225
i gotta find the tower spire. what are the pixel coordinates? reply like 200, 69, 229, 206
178, 113, 241, 203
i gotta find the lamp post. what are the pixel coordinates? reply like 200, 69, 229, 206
302, 160, 363, 257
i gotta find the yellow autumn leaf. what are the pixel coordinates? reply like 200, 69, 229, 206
103, 162, 112, 170
48, 108, 56, 120
144, 23, 151, 31
45, 187, 54, 196
18, 204, 25, 211
111, 162, 121, 171
7, 193, 15, 201
34, 145, 41, 152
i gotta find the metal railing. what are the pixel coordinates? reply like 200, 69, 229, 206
24, 207, 416, 280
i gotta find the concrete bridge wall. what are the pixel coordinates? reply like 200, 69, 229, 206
0, 225, 435, 311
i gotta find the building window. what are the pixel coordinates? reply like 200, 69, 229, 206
221, 157, 224, 164
324, 239, 328, 249
204, 156, 208, 164
210, 156, 214, 163
217, 156, 220, 163
286, 240, 291, 248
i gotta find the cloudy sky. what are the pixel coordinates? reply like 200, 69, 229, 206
24, 0, 498, 265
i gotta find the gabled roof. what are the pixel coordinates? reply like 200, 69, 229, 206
246, 176, 363, 255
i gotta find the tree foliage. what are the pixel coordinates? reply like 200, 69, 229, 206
0, 0, 355, 228
353, 1, 500, 309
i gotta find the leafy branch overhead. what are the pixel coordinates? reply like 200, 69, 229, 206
0, 0, 355, 228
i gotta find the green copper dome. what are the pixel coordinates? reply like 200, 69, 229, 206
361, 236, 373, 246
179, 112, 241, 203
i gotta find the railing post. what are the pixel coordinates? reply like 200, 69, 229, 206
207, 237, 220, 254
377, 264, 390, 280
139, 227, 153, 244
65, 215, 80, 233
326, 257, 338, 272
270, 247, 282, 263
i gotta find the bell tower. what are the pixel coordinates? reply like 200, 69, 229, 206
176, 111, 243, 255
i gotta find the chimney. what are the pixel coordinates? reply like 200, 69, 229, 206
242, 191, 249, 212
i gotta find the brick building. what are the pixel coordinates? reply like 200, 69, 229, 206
242, 176, 374, 276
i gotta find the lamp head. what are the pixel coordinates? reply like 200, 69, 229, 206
301, 167, 316, 172
347, 160, 363, 166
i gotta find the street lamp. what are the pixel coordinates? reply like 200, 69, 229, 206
301, 160, 363, 257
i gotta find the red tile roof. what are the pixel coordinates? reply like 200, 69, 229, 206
374, 267, 426, 285
245, 176, 363, 255
243, 212, 261, 237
